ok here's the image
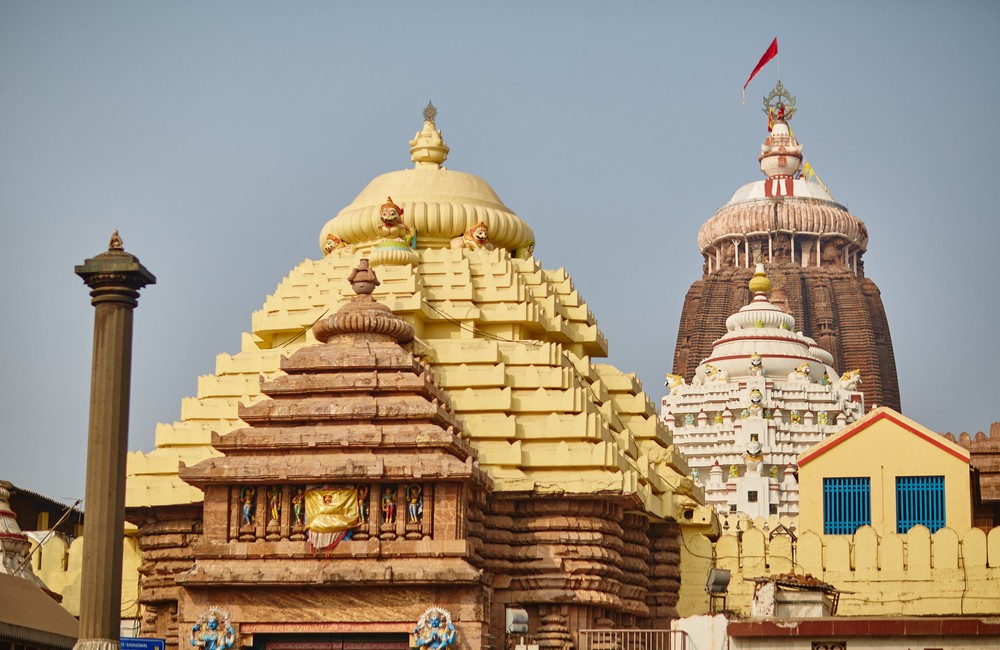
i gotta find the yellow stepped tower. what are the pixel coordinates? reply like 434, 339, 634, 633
126, 104, 702, 522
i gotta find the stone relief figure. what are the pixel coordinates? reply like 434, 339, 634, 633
357, 484, 370, 524
323, 233, 354, 256
786, 363, 812, 383
382, 485, 398, 524
190, 608, 236, 650
267, 486, 281, 524
414, 607, 458, 649
378, 197, 414, 247
700, 363, 729, 383
240, 487, 255, 526
406, 484, 423, 524
451, 221, 495, 251
664, 373, 687, 391
772, 234, 791, 263
748, 352, 764, 376
291, 488, 305, 526
821, 237, 846, 267
837, 369, 862, 391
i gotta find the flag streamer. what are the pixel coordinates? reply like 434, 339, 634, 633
743, 37, 779, 105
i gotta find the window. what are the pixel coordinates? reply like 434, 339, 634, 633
769, 504, 778, 515
747, 490, 758, 503
823, 477, 870, 534
729, 504, 737, 512
896, 475, 945, 533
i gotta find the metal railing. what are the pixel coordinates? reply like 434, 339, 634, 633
578, 629, 688, 650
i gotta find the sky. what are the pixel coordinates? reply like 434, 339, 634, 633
2, 2, 998, 505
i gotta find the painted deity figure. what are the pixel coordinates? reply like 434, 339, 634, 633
817, 411, 829, 425
728, 465, 739, 479
382, 485, 397, 524
407, 484, 423, 524
267, 486, 281, 523
190, 611, 236, 650
357, 485, 370, 524
414, 608, 458, 649
240, 487, 255, 526
291, 488, 304, 526
683, 412, 695, 426
378, 197, 414, 246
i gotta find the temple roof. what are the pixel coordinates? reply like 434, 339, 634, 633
128, 107, 700, 522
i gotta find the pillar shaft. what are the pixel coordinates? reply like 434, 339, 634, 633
75, 233, 154, 650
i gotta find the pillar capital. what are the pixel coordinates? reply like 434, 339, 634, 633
75, 230, 156, 306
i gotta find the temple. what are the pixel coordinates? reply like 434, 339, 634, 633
124, 104, 709, 649
673, 83, 900, 412
661, 264, 864, 518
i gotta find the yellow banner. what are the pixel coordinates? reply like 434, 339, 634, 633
305, 486, 359, 533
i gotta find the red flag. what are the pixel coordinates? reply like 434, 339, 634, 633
743, 38, 778, 94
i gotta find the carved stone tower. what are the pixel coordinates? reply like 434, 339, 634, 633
673, 84, 900, 412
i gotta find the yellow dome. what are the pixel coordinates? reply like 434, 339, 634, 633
748, 263, 772, 293
320, 106, 534, 253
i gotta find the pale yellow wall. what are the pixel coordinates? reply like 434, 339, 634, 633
798, 409, 971, 536
30, 530, 141, 618
677, 525, 1000, 617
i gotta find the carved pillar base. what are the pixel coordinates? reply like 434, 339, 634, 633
74, 639, 120, 650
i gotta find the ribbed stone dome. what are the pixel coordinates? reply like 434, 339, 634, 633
697, 185, 869, 252
319, 105, 534, 253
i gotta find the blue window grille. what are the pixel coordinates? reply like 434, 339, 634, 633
823, 477, 871, 534
896, 475, 945, 533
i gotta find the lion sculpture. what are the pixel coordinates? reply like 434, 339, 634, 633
838, 369, 862, 391
786, 362, 812, 382
451, 221, 494, 251
664, 373, 687, 391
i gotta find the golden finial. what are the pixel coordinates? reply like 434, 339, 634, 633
748, 262, 772, 294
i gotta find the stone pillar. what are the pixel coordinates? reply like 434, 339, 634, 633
74, 231, 155, 650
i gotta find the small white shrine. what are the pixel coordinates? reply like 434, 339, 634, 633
662, 264, 865, 517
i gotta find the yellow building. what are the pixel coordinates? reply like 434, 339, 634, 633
798, 407, 972, 536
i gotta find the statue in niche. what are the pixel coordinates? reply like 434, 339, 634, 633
728, 464, 739, 479
382, 485, 398, 524
291, 488, 305, 526
772, 234, 791, 263
770, 466, 779, 480
357, 484, 370, 524
748, 352, 764, 376
821, 237, 847, 267
240, 487, 255, 526
413, 607, 458, 649
451, 221, 495, 251
691, 468, 700, 483
266, 487, 281, 524
714, 412, 724, 424
190, 608, 237, 650
407, 484, 423, 524
684, 412, 695, 426
790, 409, 801, 424
378, 197, 414, 247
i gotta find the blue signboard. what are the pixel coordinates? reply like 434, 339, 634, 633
121, 639, 166, 650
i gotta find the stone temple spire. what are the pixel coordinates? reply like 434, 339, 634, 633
673, 83, 900, 412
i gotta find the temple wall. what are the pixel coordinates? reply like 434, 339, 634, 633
678, 525, 1000, 617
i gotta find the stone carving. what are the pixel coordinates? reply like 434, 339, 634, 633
818, 411, 829, 425
357, 485, 370, 524
378, 197, 414, 246
190, 608, 237, 650
748, 352, 764, 376
748, 388, 763, 416
451, 221, 494, 251
267, 487, 280, 523
239, 487, 255, 527
406, 484, 423, 524
838, 369, 862, 391
745, 439, 764, 474
728, 465, 739, 479
413, 606, 457, 649
664, 373, 687, 390
696, 363, 729, 384
323, 233, 354, 256
514, 240, 535, 259
291, 488, 305, 526
787, 363, 812, 382
381, 485, 398, 524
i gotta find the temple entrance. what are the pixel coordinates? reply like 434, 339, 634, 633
260, 634, 410, 650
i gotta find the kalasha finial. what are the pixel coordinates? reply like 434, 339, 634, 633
347, 258, 381, 296
762, 81, 796, 121
109, 229, 124, 251
423, 101, 437, 125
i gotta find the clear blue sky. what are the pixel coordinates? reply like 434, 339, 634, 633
2, 2, 998, 504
